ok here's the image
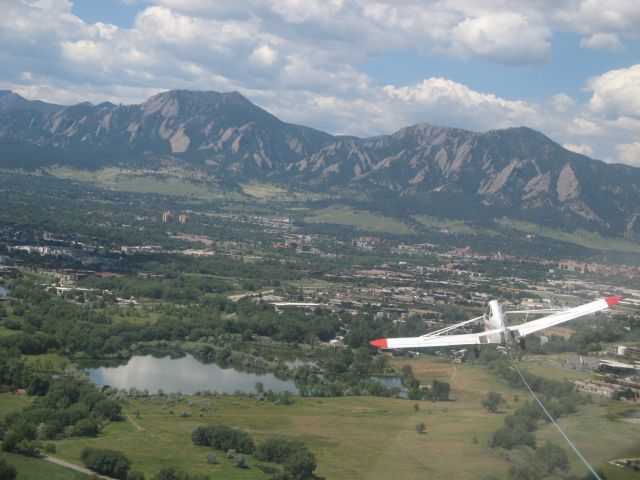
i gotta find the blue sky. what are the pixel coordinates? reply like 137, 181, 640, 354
1, 1, 639, 165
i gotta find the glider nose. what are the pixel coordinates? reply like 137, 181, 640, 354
605, 295, 622, 307
370, 338, 388, 349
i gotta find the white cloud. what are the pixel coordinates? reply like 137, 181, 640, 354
567, 117, 604, 136
451, 13, 551, 65
563, 143, 594, 156
383, 77, 536, 126
553, 0, 640, 35
587, 64, 640, 119
615, 142, 640, 166
551, 93, 575, 113
1, 0, 640, 167
249, 44, 278, 67
579, 33, 624, 51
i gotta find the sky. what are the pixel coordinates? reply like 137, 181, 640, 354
1, 0, 639, 166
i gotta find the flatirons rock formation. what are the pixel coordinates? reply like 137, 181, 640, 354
0, 89, 638, 242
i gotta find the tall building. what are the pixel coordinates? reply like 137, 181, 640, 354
162, 210, 172, 223
178, 213, 188, 224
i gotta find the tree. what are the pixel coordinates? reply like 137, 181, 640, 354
190, 424, 255, 453
482, 391, 505, 413
74, 418, 100, 437
416, 422, 427, 434
536, 442, 569, 474
80, 447, 132, 480
430, 380, 450, 401
0, 459, 17, 480
234, 455, 248, 468
284, 450, 317, 479
153, 468, 189, 480
255, 438, 307, 463
206, 452, 219, 464
94, 399, 122, 420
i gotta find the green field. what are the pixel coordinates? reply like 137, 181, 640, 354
517, 356, 593, 382
0, 359, 520, 480
0, 393, 31, 418
46, 166, 239, 201
537, 402, 640, 479
308, 206, 415, 235
413, 215, 480, 235
498, 218, 640, 253
0, 452, 87, 480
240, 182, 328, 202
47, 361, 517, 480
0, 325, 17, 338
1, 356, 636, 479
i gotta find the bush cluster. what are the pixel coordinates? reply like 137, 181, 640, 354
191, 424, 255, 453
80, 447, 132, 480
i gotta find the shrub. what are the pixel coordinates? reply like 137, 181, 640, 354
74, 418, 99, 437
93, 399, 122, 421
234, 455, 248, 469
152, 468, 187, 480
284, 450, 317, 479
191, 425, 255, 454
0, 458, 17, 480
80, 447, 132, 480
206, 452, 219, 464
255, 438, 317, 479
416, 422, 427, 434
481, 392, 505, 413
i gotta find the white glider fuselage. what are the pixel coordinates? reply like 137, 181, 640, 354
483, 299, 509, 344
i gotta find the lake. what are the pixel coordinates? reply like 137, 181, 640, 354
86, 354, 298, 394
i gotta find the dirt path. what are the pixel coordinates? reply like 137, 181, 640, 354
43, 455, 117, 479
127, 414, 146, 431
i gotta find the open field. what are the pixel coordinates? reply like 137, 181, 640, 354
11, 359, 523, 480
308, 206, 415, 235
46, 166, 240, 201
0, 356, 636, 479
518, 356, 593, 382
413, 215, 481, 235
240, 181, 288, 199
0, 392, 31, 418
498, 218, 640, 253
0, 325, 17, 337
537, 402, 640, 480
0, 452, 87, 480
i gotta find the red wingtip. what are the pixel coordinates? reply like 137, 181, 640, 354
605, 295, 622, 307
370, 338, 388, 349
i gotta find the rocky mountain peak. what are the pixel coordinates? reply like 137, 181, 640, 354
0, 89, 638, 241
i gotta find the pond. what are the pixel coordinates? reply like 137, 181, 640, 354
86, 354, 298, 395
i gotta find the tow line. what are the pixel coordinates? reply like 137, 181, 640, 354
507, 348, 602, 480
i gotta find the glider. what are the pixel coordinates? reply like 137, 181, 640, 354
370, 296, 622, 350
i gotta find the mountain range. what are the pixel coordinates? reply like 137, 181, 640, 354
0, 89, 639, 242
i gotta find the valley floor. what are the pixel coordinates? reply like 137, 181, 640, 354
1, 356, 637, 480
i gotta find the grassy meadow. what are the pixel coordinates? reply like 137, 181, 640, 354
307, 206, 415, 235
497, 218, 640, 253
0, 452, 87, 480
0, 356, 637, 479
46, 166, 237, 201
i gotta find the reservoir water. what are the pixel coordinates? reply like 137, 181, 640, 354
86, 354, 298, 394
